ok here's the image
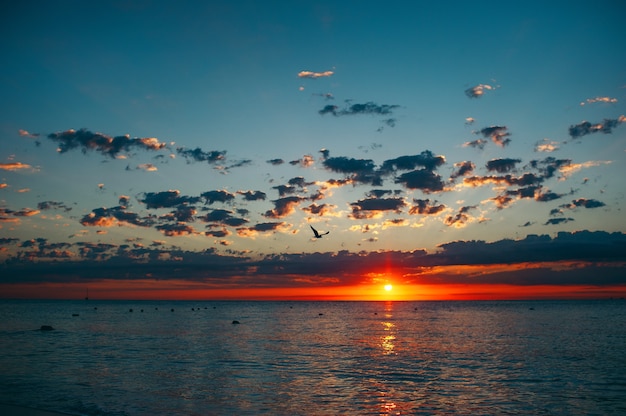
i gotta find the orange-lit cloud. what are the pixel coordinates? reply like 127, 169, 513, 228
0, 162, 32, 171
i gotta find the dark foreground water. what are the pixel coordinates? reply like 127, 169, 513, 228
0, 299, 624, 415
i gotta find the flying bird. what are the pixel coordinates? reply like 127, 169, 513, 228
310, 225, 329, 239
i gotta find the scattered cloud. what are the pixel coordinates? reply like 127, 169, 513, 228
177, 147, 226, 164
47, 128, 167, 158
579, 96, 617, 106
0, 162, 32, 171
319, 101, 400, 117
568, 116, 625, 138
298, 70, 334, 79
465, 83, 497, 98
534, 139, 559, 153
479, 126, 511, 147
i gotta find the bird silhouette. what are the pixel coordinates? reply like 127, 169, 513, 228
310, 225, 329, 238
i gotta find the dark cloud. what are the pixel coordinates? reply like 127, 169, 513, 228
169, 206, 196, 222
527, 157, 572, 179
176, 147, 226, 163
37, 201, 72, 212
272, 184, 297, 197
266, 158, 284, 165
201, 209, 248, 227
544, 217, 574, 225
319, 101, 400, 117
302, 203, 336, 216
155, 223, 197, 237
409, 199, 446, 215
367, 189, 394, 199
237, 190, 267, 201
350, 197, 406, 219
236, 222, 288, 237
561, 198, 606, 210
568, 116, 625, 138
479, 126, 511, 147
380, 151, 445, 172
450, 161, 475, 179
201, 190, 236, 205
140, 191, 200, 209
394, 169, 445, 193
486, 158, 521, 173
534, 189, 565, 202
47, 128, 167, 158
323, 156, 381, 185
2, 231, 625, 288
444, 205, 476, 227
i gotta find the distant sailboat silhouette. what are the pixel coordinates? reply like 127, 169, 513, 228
310, 225, 329, 239
85, 288, 89, 301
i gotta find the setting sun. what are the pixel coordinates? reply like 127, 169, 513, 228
384, 284, 393, 292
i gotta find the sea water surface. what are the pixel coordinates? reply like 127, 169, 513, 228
0, 299, 624, 415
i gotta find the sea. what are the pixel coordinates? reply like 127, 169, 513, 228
0, 299, 624, 415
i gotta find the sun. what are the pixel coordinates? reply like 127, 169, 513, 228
384, 284, 393, 292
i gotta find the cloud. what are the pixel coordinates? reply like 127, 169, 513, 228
350, 197, 406, 219
176, 147, 226, 164
201, 209, 248, 227
264, 196, 306, 218
319, 101, 400, 117
2, 230, 625, 288
463, 139, 488, 150
450, 161, 475, 179
237, 190, 267, 201
140, 190, 201, 209
201, 190, 236, 205
136, 163, 158, 172
579, 97, 617, 106
560, 198, 606, 210
298, 70, 334, 79
236, 222, 289, 237
0, 162, 32, 171
465, 83, 496, 98
18, 129, 40, 138
479, 126, 511, 147
444, 205, 477, 228
266, 158, 284, 165
486, 158, 521, 173
289, 155, 315, 167
12, 208, 40, 217
302, 203, 337, 217
409, 199, 446, 215
380, 151, 445, 173
568, 116, 625, 138
37, 201, 72, 212
80, 206, 155, 228
322, 156, 381, 185
544, 217, 574, 225
394, 169, 445, 193
534, 139, 559, 153
155, 223, 197, 237
47, 128, 167, 158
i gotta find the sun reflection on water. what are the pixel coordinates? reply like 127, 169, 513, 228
380, 301, 397, 356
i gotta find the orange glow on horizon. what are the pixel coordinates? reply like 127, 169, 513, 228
1, 279, 625, 301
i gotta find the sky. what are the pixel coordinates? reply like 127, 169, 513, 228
1, 0, 625, 300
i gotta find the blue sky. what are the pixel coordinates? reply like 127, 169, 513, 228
1, 1, 625, 299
